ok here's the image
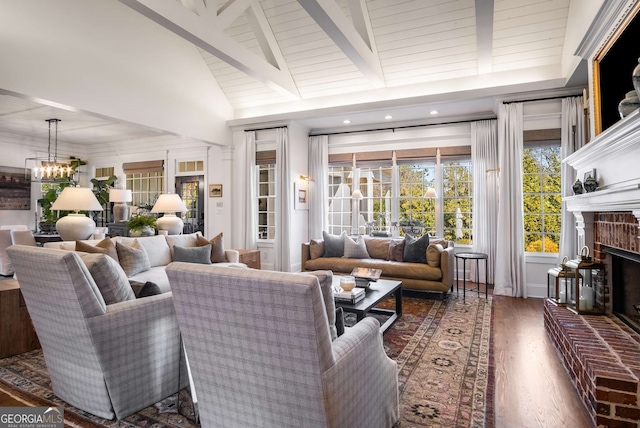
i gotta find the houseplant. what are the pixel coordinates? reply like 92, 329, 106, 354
37, 182, 71, 233
127, 214, 156, 237
399, 218, 424, 237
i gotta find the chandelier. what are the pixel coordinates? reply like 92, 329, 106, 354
33, 119, 74, 180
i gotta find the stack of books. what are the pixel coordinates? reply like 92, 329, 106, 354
334, 287, 366, 304
351, 267, 382, 289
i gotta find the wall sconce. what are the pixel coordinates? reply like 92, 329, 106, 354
299, 175, 313, 182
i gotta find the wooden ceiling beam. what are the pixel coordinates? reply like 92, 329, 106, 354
298, 0, 385, 88
119, 0, 300, 98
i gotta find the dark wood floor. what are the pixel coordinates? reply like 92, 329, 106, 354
0, 286, 593, 427
493, 294, 592, 428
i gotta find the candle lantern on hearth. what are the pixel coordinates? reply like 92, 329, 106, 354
565, 246, 605, 315
547, 257, 571, 306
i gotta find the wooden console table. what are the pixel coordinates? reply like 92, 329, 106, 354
235, 249, 261, 269
0, 279, 40, 358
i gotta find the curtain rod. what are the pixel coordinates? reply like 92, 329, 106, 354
309, 116, 496, 137
502, 94, 581, 105
244, 125, 289, 132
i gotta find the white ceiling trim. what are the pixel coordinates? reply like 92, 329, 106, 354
119, 0, 300, 98
475, 0, 494, 74
298, 0, 385, 87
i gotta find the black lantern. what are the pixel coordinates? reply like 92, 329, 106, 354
565, 246, 605, 315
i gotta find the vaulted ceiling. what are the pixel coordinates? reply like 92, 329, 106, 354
0, 0, 587, 145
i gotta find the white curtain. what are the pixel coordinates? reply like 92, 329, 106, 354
275, 127, 291, 272
471, 119, 498, 285
308, 135, 328, 240
495, 103, 526, 297
244, 131, 257, 250
559, 96, 585, 261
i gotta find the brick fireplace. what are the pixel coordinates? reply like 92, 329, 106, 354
548, 110, 640, 426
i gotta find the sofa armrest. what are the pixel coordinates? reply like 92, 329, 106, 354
224, 249, 239, 263
440, 246, 455, 289
301, 242, 311, 271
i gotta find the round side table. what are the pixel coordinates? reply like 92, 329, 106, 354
454, 252, 489, 300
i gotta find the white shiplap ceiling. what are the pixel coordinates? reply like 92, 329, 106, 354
0, 0, 579, 144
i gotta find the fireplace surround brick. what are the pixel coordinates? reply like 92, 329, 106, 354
544, 300, 640, 427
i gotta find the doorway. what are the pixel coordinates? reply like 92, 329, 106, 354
175, 175, 204, 234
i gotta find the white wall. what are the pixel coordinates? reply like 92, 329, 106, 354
562, 0, 606, 79
289, 122, 310, 272
0, 0, 232, 145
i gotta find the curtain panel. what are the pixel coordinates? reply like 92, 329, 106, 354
495, 103, 526, 297
559, 96, 585, 261
275, 127, 291, 272
244, 131, 257, 250
309, 135, 328, 240
471, 120, 498, 285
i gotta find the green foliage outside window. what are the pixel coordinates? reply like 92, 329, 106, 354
442, 162, 472, 244
523, 146, 561, 253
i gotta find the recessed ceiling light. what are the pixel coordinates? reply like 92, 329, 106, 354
430, 110, 439, 115
343, 119, 351, 124
385, 115, 393, 120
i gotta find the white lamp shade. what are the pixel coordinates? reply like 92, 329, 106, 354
351, 189, 363, 200
51, 187, 103, 211
151, 194, 188, 213
424, 187, 438, 198
109, 189, 132, 203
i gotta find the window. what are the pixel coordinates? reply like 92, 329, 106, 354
358, 166, 393, 233
442, 160, 473, 244
399, 164, 436, 236
327, 166, 353, 235
327, 148, 473, 245
258, 164, 276, 240
126, 171, 164, 212
523, 144, 561, 253
95, 167, 114, 179
177, 160, 204, 173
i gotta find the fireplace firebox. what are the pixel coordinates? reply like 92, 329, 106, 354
607, 247, 640, 334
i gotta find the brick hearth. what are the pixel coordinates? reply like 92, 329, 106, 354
544, 300, 640, 427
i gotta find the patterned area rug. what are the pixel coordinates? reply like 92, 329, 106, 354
0, 294, 493, 428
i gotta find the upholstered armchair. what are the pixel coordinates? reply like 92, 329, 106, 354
166, 263, 399, 428
0, 225, 28, 275
7, 246, 187, 420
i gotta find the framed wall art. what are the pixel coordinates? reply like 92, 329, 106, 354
0, 166, 31, 210
294, 181, 308, 210
209, 184, 222, 198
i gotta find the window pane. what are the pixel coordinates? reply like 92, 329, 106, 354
257, 163, 276, 240
443, 160, 473, 245
523, 144, 561, 253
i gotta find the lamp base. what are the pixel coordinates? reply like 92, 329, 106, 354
113, 202, 130, 223
56, 214, 96, 241
156, 214, 184, 235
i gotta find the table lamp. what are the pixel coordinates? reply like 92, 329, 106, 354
109, 189, 133, 223
51, 187, 103, 241
151, 194, 187, 235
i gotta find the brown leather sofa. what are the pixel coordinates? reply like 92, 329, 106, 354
301, 237, 454, 295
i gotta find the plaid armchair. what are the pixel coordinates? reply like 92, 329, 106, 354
166, 263, 399, 428
7, 246, 187, 420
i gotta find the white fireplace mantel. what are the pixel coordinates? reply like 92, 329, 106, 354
563, 109, 640, 247
564, 109, 640, 214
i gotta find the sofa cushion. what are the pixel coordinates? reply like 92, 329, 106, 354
116, 240, 151, 277
174, 244, 212, 264
309, 239, 324, 259
79, 253, 135, 304
304, 257, 442, 281
129, 266, 170, 293
76, 238, 119, 262
165, 232, 200, 258
388, 239, 404, 262
134, 235, 172, 267
403, 233, 430, 264
196, 233, 226, 263
427, 243, 444, 268
364, 237, 390, 260
323, 231, 346, 257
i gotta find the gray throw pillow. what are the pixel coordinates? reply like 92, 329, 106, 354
343, 235, 370, 259
403, 233, 430, 264
116, 240, 151, 277
79, 253, 135, 304
322, 231, 346, 257
130, 281, 163, 298
173, 244, 213, 264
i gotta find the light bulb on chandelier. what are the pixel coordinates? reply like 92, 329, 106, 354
33, 119, 75, 180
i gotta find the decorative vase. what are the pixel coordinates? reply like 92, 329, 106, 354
572, 178, 584, 195
633, 57, 640, 99
583, 175, 598, 193
618, 90, 640, 119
